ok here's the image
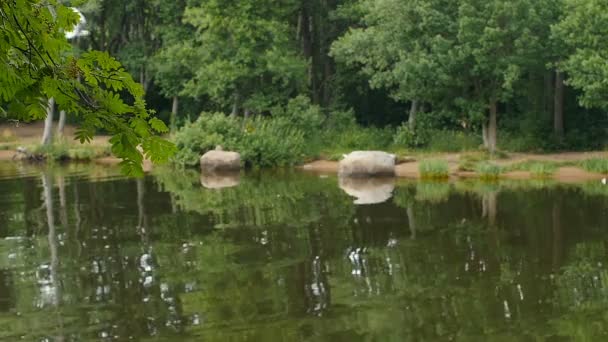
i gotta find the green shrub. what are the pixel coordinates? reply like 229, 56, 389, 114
67, 145, 108, 161
238, 117, 307, 168
427, 130, 481, 152
325, 108, 357, 131
33, 143, 69, 160
580, 159, 608, 174
172, 102, 319, 168
476, 162, 502, 180
393, 124, 430, 148
271, 95, 324, 137
458, 153, 490, 171
419, 159, 449, 180
172, 113, 242, 167
329, 126, 394, 151
32, 141, 107, 161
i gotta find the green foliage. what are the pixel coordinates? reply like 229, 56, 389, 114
172, 113, 242, 167
475, 162, 503, 180
271, 95, 324, 137
173, 97, 322, 168
182, 0, 306, 113
328, 126, 394, 151
580, 159, 608, 174
553, 0, 608, 110
0, 0, 174, 175
239, 117, 307, 168
415, 181, 451, 203
427, 130, 481, 152
529, 163, 558, 178
419, 159, 449, 180
32, 141, 109, 161
393, 124, 430, 149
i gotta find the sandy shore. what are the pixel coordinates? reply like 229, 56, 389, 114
300, 152, 608, 182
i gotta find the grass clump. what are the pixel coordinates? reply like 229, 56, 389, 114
475, 162, 502, 180
580, 158, 608, 174
32, 141, 109, 161
419, 159, 449, 180
458, 151, 509, 171
529, 162, 558, 178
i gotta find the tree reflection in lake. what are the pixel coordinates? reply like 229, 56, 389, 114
0, 165, 607, 340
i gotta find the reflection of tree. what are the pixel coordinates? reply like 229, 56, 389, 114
4, 167, 608, 340
155, 168, 355, 228
551, 242, 608, 340
41, 170, 64, 340
482, 191, 498, 227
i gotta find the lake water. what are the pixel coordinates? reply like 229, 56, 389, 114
0, 162, 607, 341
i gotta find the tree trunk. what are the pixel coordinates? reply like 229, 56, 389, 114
554, 71, 565, 140
41, 98, 55, 145
170, 96, 179, 133
408, 100, 418, 130
544, 71, 554, 117
230, 92, 239, 117
482, 121, 489, 148
244, 108, 251, 119
56, 110, 66, 138
488, 101, 498, 153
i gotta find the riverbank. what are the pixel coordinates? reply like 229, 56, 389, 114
2, 123, 607, 182
301, 151, 608, 183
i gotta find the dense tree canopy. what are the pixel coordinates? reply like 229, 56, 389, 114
2, 0, 608, 167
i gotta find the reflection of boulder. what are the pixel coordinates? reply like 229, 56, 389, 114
200, 148, 241, 172
339, 177, 395, 205
339, 151, 395, 177
200, 172, 240, 189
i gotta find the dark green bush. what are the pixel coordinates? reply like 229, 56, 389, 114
172, 97, 324, 168
239, 118, 307, 168
172, 113, 242, 167
393, 124, 430, 148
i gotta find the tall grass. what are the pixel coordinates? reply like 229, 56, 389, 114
32, 141, 110, 161
475, 162, 502, 180
580, 158, 608, 174
419, 159, 449, 180
529, 163, 557, 178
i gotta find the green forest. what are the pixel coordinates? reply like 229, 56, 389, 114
2, 0, 608, 169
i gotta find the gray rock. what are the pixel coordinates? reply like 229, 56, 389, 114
200, 150, 241, 172
339, 177, 395, 205
339, 151, 395, 177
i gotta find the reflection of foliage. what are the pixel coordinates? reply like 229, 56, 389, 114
392, 184, 416, 208
455, 180, 500, 196
551, 242, 608, 340
415, 181, 451, 204
4, 165, 608, 340
155, 167, 354, 227
579, 181, 608, 197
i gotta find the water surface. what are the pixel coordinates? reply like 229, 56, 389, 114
0, 162, 607, 341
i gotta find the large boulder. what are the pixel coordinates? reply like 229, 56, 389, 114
339, 177, 395, 205
339, 151, 396, 177
200, 147, 241, 172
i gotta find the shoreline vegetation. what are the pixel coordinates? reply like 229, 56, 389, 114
1, 124, 606, 183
